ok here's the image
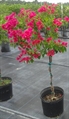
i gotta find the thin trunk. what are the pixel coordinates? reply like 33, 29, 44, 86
49, 56, 55, 96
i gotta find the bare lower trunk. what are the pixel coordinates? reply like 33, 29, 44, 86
49, 56, 55, 97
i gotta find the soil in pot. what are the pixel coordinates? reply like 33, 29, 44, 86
0, 79, 11, 86
0, 77, 13, 101
40, 86, 64, 118
44, 92, 62, 102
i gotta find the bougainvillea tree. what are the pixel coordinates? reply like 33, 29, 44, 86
1, 3, 69, 96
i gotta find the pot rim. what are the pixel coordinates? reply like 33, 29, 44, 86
40, 86, 64, 103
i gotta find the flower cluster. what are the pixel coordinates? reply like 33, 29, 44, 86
1, 3, 68, 63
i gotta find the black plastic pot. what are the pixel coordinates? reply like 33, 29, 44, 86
0, 77, 13, 101
1, 42, 10, 52
40, 86, 64, 117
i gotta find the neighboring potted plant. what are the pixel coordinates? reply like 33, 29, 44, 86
1, 3, 69, 117
0, 69, 13, 101
0, 14, 10, 52
0, 30, 10, 52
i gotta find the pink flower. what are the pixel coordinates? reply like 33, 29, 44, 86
38, 5, 47, 12
5, 12, 16, 20
27, 20, 34, 28
53, 18, 62, 27
29, 11, 36, 18
18, 8, 25, 17
8, 29, 23, 43
22, 28, 33, 40
17, 56, 32, 63
57, 39, 62, 43
47, 50, 55, 56
54, 28, 58, 32
36, 20, 44, 30
32, 39, 41, 45
46, 27, 50, 30
61, 42, 68, 47
32, 53, 40, 58
51, 8, 55, 14
18, 47, 27, 55
46, 37, 52, 42
2, 18, 19, 30
64, 16, 69, 22
37, 32, 44, 40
